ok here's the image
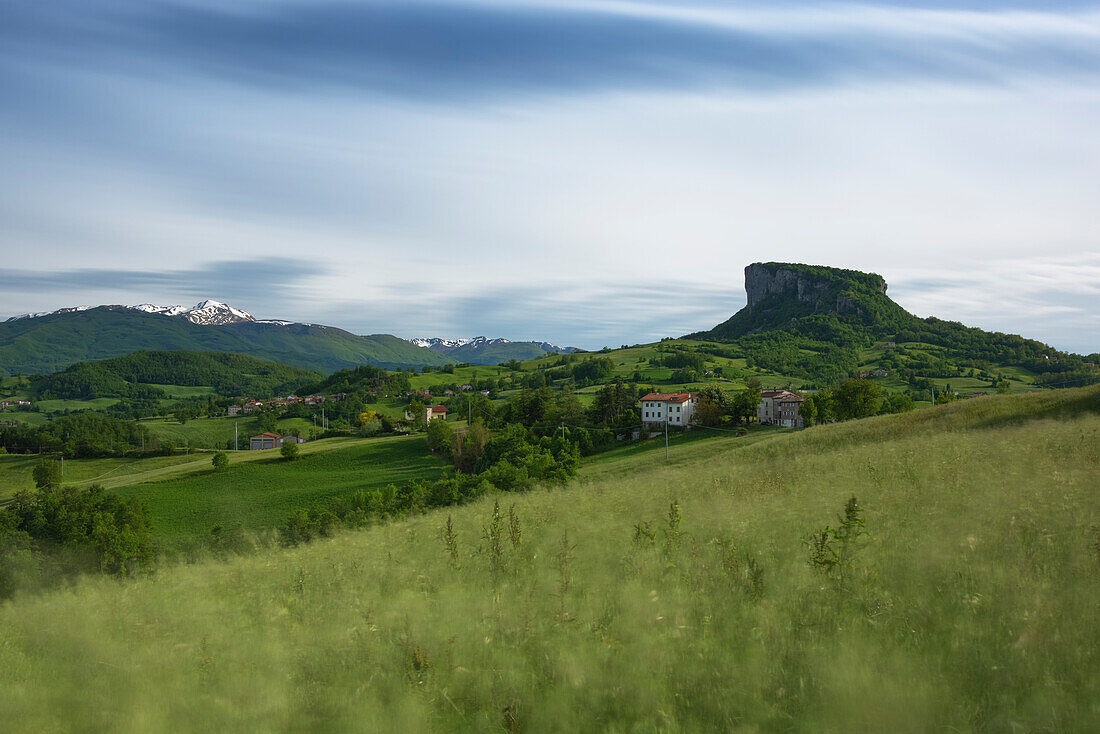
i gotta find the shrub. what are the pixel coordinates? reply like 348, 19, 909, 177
211, 452, 229, 472
280, 442, 301, 461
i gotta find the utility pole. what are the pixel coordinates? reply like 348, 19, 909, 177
235, 421, 238, 451
60, 454, 64, 477
931, 386, 935, 406
561, 422, 565, 441
664, 415, 669, 462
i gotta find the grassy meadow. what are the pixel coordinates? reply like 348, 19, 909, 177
0, 387, 1096, 731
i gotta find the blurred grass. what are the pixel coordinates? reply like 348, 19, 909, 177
0, 386, 1096, 731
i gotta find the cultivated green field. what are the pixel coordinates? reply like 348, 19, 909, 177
0, 387, 1095, 731
115, 435, 449, 549
139, 415, 322, 450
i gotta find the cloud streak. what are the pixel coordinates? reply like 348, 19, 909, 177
0, 258, 326, 308
3, 1, 1100, 103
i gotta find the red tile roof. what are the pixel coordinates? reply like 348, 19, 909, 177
252, 432, 281, 439
641, 392, 697, 403
430, 404, 449, 413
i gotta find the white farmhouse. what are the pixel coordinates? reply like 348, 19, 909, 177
641, 392, 697, 428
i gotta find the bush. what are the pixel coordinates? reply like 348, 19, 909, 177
280, 442, 301, 461
211, 452, 229, 472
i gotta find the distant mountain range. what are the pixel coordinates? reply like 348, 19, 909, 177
0, 301, 583, 375
410, 336, 580, 364
0, 303, 448, 375
9, 300, 288, 328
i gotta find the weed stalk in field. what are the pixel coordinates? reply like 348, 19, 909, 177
508, 504, 522, 552
662, 500, 683, 560
484, 500, 504, 587
556, 530, 574, 622
443, 515, 460, 570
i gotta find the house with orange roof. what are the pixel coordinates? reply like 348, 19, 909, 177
641, 392, 697, 428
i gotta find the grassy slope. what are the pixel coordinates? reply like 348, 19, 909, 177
0, 387, 1096, 731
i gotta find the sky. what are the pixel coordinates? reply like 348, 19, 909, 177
1, 0, 1098, 353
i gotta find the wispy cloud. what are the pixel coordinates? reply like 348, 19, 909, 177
0, 258, 326, 309
890, 253, 1100, 353
3, 1, 1099, 103
313, 279, 746, 348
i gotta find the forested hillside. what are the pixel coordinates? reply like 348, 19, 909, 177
0, 307, 448, 374
690, 262, 1098, 385
29, 351, 321, 400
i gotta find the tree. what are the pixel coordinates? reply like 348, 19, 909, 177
730, 377, 762, 425
280, 442, 301, 461
834, 379, 883, 420
425, 418, 453, 455
588, 380, 638, 427
408, 399, 426, 429
452, 421, 490, 473
211, 452, 229, 472
880, 392, 914, 414
799, 398, 818, 427
257, 410, 279, 434
691, 384, 729, 427
32, 458, 62, 489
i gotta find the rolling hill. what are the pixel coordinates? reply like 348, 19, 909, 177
29, 351, 322, 400
0, 306, 449, 375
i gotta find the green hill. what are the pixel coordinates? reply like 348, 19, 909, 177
689, 262, 1099, 386
0, 307, 449, 375
30, 351, 322, 400
0, 387, 1095, 730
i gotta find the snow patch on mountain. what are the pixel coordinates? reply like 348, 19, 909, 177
5, 305, 94, 322
410, 336, 578, 354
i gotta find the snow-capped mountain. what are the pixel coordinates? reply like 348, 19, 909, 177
7, 300, 258, 326
412, 336, 511, 350
410, 336, 579, 357
132, 300, 256, 325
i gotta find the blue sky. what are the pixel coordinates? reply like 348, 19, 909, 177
1, 0, 1098, 352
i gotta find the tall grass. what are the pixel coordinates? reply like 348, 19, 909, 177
0, 387, 1096, 731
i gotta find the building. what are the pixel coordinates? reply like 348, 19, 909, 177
227, 405, 242, 417
249, 432, 281, 450
404, 404, 450, 423
304, 395, 326, 405
757, 390, 805, 428
280, 435, 307, 445
641, 392, 697, 428
242, 401, 263, 414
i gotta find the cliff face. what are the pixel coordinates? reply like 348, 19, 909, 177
744, 263, 886, 310
690, 262, 901, 341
